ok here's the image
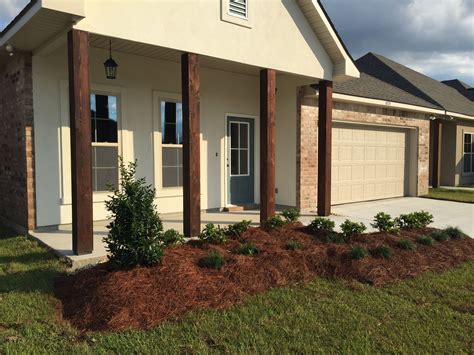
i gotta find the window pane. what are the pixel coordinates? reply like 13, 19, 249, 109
240, 149, 248, 175
162, 147, 179, 167
240, 124, 248, 148
95, 119, 118, 143
230, 123, 239, 148
91, 94, 118, 143
177, 167, 183, 186
465, 134, 472, 144
231, 149, 239, 175
93, 168, 118, 192
464, 153, 472, 173
161, 101, 183, 144
93, 146, 118, 168
162, 167, 179, 187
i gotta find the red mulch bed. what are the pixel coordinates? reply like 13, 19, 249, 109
54, 224, 474, 331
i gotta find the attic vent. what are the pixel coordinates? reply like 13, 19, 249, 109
229, 0, 247, 18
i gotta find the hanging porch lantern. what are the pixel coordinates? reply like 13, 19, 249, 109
104, 40, 118, 79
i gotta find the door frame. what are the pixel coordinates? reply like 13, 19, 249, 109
224, 113, 258, 207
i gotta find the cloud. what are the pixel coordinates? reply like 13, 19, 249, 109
0, 0, 29, 30
321, 0, 474, 84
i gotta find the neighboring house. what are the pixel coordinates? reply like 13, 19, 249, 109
442, 79, 474, 102
0, 0, 358, 254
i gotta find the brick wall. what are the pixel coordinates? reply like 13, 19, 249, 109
0, 51, 36, 232
296, 87, 430, 211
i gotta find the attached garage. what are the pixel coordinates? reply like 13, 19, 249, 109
332, 122, 414, 205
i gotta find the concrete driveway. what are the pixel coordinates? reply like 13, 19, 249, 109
301, 197, 474, 237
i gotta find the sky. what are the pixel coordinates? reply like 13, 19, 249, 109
1, 0, 473, 85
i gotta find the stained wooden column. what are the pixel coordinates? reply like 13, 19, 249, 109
182, 53, 201, 237
431, 119, 442, 188
317, 80, 333, 216
67, 29, 93, 255
260, 69, 276, 223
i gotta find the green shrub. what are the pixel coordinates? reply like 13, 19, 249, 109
160, 229, 185, 246
371, 212, 398, 232
198, 251, 225, 269
285, 240, 303, 251
349, 246, 367, 260
444, 226, 465, 240
226, 220, 252, 237
326, 232, 346, 244
264, 215, 286, 229
281, 208, 300, 223
396, 211, 433, 229
416, 236, 434, 246
308, 217, 335, 233
340, 220, 367, 238
104, 159, 164, 267
396, 239, 417, 251
234, 243, 259, 256
430, 230, 450, 242
199, 223, 227, 244
371, 245, 393, 259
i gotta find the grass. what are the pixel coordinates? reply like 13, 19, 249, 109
423, 188, 474, 203
1, 227, 473, 353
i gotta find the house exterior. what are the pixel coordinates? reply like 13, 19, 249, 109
0, 0, 359, 254
442, 80, 474, 102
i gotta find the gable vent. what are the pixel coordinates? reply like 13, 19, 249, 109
229, 0, 247, 18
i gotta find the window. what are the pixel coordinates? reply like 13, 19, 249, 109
229, 122, 249, 176
161, 101, 183, 188
463, 133, 474, 174
229, 0, 247, 19
91, 94, 119, 192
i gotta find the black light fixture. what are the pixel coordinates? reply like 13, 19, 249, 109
104, 40, 118, 79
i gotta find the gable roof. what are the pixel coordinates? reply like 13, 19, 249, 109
441, 79, 474, 101
356, 53, 474, 117
333, 72, 440, 110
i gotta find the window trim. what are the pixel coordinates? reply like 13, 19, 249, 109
152, 91, 185, 197
462, 131, 474, 176
221, 0, 253, 28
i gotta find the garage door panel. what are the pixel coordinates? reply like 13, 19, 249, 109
332, 122, 409, 205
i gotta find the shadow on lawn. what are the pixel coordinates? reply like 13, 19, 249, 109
0, 267, 63, 294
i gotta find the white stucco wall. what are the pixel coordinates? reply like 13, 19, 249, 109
33, 44, 299, 227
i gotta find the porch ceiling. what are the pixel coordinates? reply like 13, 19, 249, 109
90, 34, 261, 77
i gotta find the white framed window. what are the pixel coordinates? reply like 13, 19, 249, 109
91, 93, 119, 192
463, 132, 474, 174
221, 0, 252, 28
161, 101, 183, 188
229, 121, 250, 176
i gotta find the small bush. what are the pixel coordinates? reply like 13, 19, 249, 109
326, 232, 346, 244
396, 211, 433, 229
349, 246, 367, 260
430, 230, 450, 242
285, 240, 303, 251
371, 245, 393, 259
199, 223, 227, 244
444, 226, 465, 240
235, 243, 259, 256
104, 159, 164, 267
308, 217, 335, 233
281, 208, 300, 223
160, 229, 185, 246
371, 212, 398, 232
340, 220, 367, 238
198, 251, 225, 269
416, 236, 434, 246
396, 239, 417, 251
264, 215, 286, 229
226, 220, 252, 237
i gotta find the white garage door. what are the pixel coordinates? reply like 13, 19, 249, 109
332, 122, 409, 205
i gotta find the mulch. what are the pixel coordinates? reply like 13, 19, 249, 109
54, 224, 474, 331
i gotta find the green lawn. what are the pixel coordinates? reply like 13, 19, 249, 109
423, 188, 474, 203
1, 227, 473, 354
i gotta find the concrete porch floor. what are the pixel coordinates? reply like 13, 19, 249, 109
29, 197, 474, 270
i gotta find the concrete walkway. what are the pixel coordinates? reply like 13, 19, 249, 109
29, 197, 473, 270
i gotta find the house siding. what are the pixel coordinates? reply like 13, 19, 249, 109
297, 90, 430, 211
0, 51, 36, 232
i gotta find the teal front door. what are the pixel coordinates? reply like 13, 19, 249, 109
227, 117, 255, 205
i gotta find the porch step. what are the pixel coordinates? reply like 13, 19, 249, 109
223, 204, 259, 212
